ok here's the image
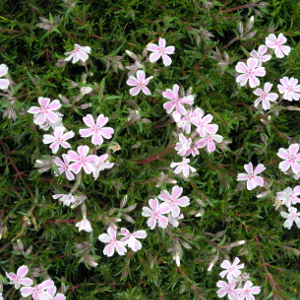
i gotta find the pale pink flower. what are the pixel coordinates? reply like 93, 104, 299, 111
126, 70, 153, 96
120, 228, 147, 252
220, 257, 245, 280
178, 108, 196, 134
35, 112, 64, 131
190, 108, 216, 137
54, 154, 75, 181
64, 44, 91, 63
147, 37, 175, 66
21, 279, 54, 300
277, 144, 300, 174
168, 213, 184, 227
276, 186, 300, 207
0, 64, 9, 90
47, 286, 66, 300
158, 185, 190, 218
216, 280, 239, 300
92, 154, 114, 180
196, 124, 223, 153
249, 45, 272, 67
142, 198, 171, 229
280, 207, 300, 230
98, 226, 127, 257
76, 217, 93, 233
170, 158, 197, 177
236, 280, 261, 300
42, 127, 74, 154
265, 33, 291, 58
277, 77, 300, 101
235, 58, 266, 88
6, 265, 33, 289
79, 114, 114, 146
253, 82, 278, 110
28, 97, 62, 125
52, 193, 76, 206
162, 84, 194, 116
172, 111, 181, 123
237, 162, 265, 191
175, 133, 193, 156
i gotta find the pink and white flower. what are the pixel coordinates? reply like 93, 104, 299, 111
28, 97, 62, 125
196, 124, 223, 153
168, 213, 184, 227
175, 133, 193, 156
54, 154, 75, 181
42, 127, 74, 154
0, 64, 9, 90
280, 207, 300, 230
126, 70, 153, 96
20, 279, 54, 300
76, 217, 93, 233
98, 226, 127, 257
47, 286, 66, 300
52, 193, 76, 206
6, 265, 33, 289
67, 145, 98, 174
235, 58, 266, 88
190, 108, 216, 137
249, 45, 272, 67
277, 77, 300, 101
79, 114, 114, 146
237, 162, 265, 191
178, 108, 196, 134
147, 37, 175, 66
64, 44, 91, 63
276, 186, 300, 207
216, 280, 239, 300
220, 257, 245, 280
170, 158, 197, 177
142, 198, 171, 229
162, 84, 194, 116
277, 143, 300, 174
120, 228, 147, 252
158, 185, 190, 218
265, 33, 291, 58
92, 154, 114, 180
253, 82, 278, 110
236, 280, 261, 300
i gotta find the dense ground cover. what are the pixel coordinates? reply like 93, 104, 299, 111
1, 0, 300, 299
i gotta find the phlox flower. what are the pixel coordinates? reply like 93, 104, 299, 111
147, 37, 175, 66
20, 279, 54, 300
28, 97, 62, 125
276, 186, 300, 207
98, 226, 127, 257
0, 64, 9, 90
158, 185, 190, 218
6, 265, 33, 289
175, 133, 193, 156
168, 213, 184, 227
142, 198, 171, 229
249, 45, 272, 67
126, 70, 153, 96
178, 108, 196, 134
220, 257, 245, 280
277, 77, 300, 101
277, 143, 300, 174
190, 108, 216, 137
54, 154, 75, 181
162, 84, 194, 116
235, 58, 266, 88
35, 112, 64, 131
67, 145, 98, 175
47, 286, 66, 300
120, 228, 147, 252
170, 158, 197, 177
79, 114, 114, 146
92, 154, 114, 180
236, 281, 261, 300
42, 126, 74, 154
64, 44, 91, 63
237, 162, 265, 191
196, 124, 223, 153
76, 217, 93, 233
216, 280, 239, 300
280, 207, 300, 230
265, 33, 291, 58
253, 82, 278, 110
52, 193, 76, 206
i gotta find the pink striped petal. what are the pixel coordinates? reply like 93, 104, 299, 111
79, 128, 94, 137
162, 54, 172, 66
115, 242, 127, 255
136, 70, 145, 82
129, 86, 141, 96
172, 185, 183, 199
141, 86, 151, 95
163, 101, 176, 113
103, 243, 115, 257
0, 78, 9, 89
157, 215, 168, 228
147, 216, 157, 229
289, 144, 299, 156
83, 114, 95, 128
164, 46, 175, 54
108, 226, 116, 239
98, 233, 111, 243
91, 132, 104, 145
69, 162, 82, 174
254, 164, 266, 174
147, 43, 159, 51
235, 62, 248, 73
40, 279, 54, 290
38, 97, 50, 107
247, 178, 256, 190
237, 173, 249, 181
47, 100, 61, 110
149, 51, 162, 62
78, 145, 89, 157
244, 162, 254, 174
158, 37, 166, 48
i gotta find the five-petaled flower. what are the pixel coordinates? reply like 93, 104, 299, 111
20, 279, 54, 300
67, 145, 98, 174
52, 193, 76, 206
142, 198, 171, 229
190, 108, 216, 137
76, 217, 93, 233
6, 265, 33, 290
216, 280, 239, 300
253, 82, 278, 110
54, 154, 75, 181
92, 154, 114, 180
277, 143, 300, 174
196, 124, 223, 153
126, 70, 153, 96
170, 158, 197, 177
236, 280, 261, 300
147, 37, 175, 66
98, 226, 127, 256
265, 33, 291, 58
79, 114, 114, 146
120, 228, 147, 252
249, 45, 272, 67
175, 133, 193, 156
237, 162, 265, 191
276, 186, 300, 207
47, 285, 66, 300
0, 63, 9, 90
220, 257, 245, 280
64, 44, 91, 64
280, 207, 300, 230
235, 58, 266, 88
277, 77, 300, 101
28, 97, 62, 125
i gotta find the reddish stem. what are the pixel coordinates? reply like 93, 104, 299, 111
135, 145, 175, 164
